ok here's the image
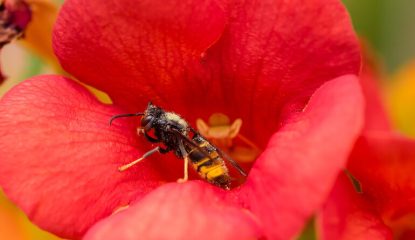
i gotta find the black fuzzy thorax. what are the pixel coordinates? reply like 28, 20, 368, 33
144, 105, 189, 158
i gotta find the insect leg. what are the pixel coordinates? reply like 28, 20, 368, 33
143, 131, 160, 143
177, 140, 189, 183
137, 128, 160, 143
118, 146, 160, 172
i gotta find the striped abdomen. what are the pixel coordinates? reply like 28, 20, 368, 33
187, 135, 231, 189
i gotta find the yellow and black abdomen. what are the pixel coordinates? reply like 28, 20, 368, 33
187, 136, 231, 189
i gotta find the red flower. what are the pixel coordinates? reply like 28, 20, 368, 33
0, 0, 363, 239
318, 133, 415, 240
318, 48, 415, 239
0, 0, 31, 83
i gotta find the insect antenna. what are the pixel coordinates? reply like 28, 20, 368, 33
109, 113, 144, 125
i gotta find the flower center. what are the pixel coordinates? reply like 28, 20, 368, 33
196, 113, 260, 164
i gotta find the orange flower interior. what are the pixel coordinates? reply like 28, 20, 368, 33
196, 113, 261, 164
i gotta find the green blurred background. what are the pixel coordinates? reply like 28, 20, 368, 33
343, 0, 415, 72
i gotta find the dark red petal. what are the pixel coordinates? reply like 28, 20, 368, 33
85, 182, 263, 240
53, 0, 227, 111
237, 75, 364, 239
53, 0, 359, 135
359, 43, 392, 131
348, 133, 415, 235
0, 76, 165, 239
317, 173, 393, 240
360, 66, 391, 131
202, 0, 360, 145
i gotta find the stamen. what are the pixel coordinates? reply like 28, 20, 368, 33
196, 113, 260, 163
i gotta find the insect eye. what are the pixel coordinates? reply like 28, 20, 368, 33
141, 115, 153, 127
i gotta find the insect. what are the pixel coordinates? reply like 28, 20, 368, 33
109, 102, 247, 190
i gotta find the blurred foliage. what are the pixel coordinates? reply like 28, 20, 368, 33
342, 0, 415, 139
343, 0, 415, 73
1, 0, 61, 96
22, 0, 62, 71
297, 218, 317, 240
386, 61, 415, 137
0, 190, 61, 240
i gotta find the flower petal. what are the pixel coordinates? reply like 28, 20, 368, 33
53, 0, 227, 111
53, 0, 359, 136
238, 75, 364, 239
348, 132, 415, 236
0, 76, 166, 239
84, 182, 263, 240
317, 173, 393, 240
202, 0, 360, 144
359, 45, 391, 131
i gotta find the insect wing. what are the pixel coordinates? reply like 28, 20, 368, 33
167, 128, 215, 161
216, 147, 247, 177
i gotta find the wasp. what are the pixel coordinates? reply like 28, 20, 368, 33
109, 102, 247, 190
